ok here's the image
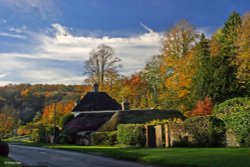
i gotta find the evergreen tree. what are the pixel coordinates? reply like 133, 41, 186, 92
191, 34, 211, 101
210, 11, 244, 103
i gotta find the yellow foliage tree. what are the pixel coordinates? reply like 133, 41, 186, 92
236, 12, 250, 89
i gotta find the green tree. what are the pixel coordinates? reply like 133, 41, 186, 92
142, 55, 164, 107
208, 11, 245, 103
191, 34, 212, 101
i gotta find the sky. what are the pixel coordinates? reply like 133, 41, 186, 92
0, 0, 249, 86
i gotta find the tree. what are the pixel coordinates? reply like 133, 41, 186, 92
161, 20, 198, 111
191, 34, 212, 101
0, 105, 19, 138
192, 97, 213, 116
209, 11, 245, 102
219, 11, 241, 58
83, 44, 122, 90
236, 12, 250, 93
41, 101, 75, 127
162, 20, 198, 58
142, 55, 164, 107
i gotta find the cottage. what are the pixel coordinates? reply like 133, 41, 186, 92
63, 83, 122, 144
64, 83, 185, 144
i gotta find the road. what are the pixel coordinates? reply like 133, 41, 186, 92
9, 144, 157, 167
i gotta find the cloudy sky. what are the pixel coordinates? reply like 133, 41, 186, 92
0, 0, 249, 86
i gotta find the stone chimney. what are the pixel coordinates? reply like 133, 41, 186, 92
122, 98, 130, 111
93, 83, 99, 92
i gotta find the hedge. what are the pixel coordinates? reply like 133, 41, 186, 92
90, 131, 117, 146
213, 97, 250, 146
184, 116, 226, 147
117, 124, 145, 146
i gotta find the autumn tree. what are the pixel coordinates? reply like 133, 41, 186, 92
41, 101, 75, 128
83, 44, 122, 90
236, 12, 250, 93
161, 20, 198, 111
162, 20, 197, 58
191, 97, 213, 116
0, 105, 19, 138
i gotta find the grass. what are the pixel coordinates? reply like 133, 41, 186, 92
5, 140, 250, 167
0, 156, 22, 167
46, 146, 250, 167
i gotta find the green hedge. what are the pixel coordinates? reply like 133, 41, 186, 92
184, 116, 226, 147
91, 131, 117, 146
213, 97, 250, 146
30, 126, 46, 142
117, 124, 145, 146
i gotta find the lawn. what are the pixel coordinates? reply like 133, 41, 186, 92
0, 156, 22, 167
6, 140, 250, 167
47, 145, 250, 167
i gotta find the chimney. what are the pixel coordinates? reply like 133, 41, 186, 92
122, 98, 130, 111
93, 83, 99, 92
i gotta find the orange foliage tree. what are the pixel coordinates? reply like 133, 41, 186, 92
192, 97, 213, 116
160, 20, 198, 112
41, 101, 75, 128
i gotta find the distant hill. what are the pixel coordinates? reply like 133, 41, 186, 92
0, 84, 91, 123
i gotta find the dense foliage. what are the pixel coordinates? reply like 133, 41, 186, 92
184, 116, 226, 147
90, 131, 117, 146
117, 124, 145, 146
213, 97, 250, 146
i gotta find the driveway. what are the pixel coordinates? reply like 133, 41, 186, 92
9, 144, 157, 167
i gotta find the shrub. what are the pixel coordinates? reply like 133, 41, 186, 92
30, 125, 46, 142
17, 126, 31, 136
213, 97, 250, 146
0, 140, 9, 157
225, 111, 250, 146
184, 116, 225, 147
213, 97, 250, 117
117, 124, 145, 146
91, 131, 117, 146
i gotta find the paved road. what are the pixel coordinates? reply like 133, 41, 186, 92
9, 145, 157, 167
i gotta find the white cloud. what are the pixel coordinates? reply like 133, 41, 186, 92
0, 73, 8, 78
39, 23, 163, 66
0, 23, 163, 85
0, 0, 59, 19
2, 19, 7, 24
197, 27, 212, 38
0, 32, 26, 39
0, 81, 19, 86
8, 26, 27, 33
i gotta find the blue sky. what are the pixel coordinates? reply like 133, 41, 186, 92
0, 0, 249, 85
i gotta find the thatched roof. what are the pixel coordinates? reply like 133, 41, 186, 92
72, 92, 121, 112
63, 112, 114, 134
98, 109, 186, 132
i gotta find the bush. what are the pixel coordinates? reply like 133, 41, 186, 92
91, 131, 117, 146
17, 126, 31, 136
184, 116, 225, 147
0, 140, 9, 157
213, 97, 250, 146
117, 124, 145, 146
30, 126, 46, 142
